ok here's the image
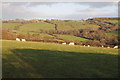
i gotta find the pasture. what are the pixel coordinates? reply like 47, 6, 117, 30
50, 20, 100, 31
19, 22, 55, 32
2, 20, 100, 34
2, 22, 55, 33
103, 20, 118, 24
54, 34, 88, 42
2, 40, 119, 78
2, 23, 22, 30
39, 33, 54, 38
106, 31, 118, 37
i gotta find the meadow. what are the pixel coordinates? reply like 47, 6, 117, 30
2, 19, 118, 42
19, 22, 55, 32
106, 31, 118, 37
2, 22, 54, 33
2, 40, 119, 78
50, 20, 100, 31
2, 20, 99, 33
103, 20, 118, 24
2, 23, 22, 29
54, 34, 88, 42
2, 21, 91, 42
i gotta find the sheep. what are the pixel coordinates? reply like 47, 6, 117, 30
87, 45, 90, 47
69, 42, 75, 45
16, 38, 20, 41
114, 46, 118, 49
62, 42, 66, 45
21, 39, 26, 42
101, 45, 104, 48
107, 47, 110, 48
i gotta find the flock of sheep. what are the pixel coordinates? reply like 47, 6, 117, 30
16, 38, 26, 42
62, 42, 118, 49
16, 38, 118, 49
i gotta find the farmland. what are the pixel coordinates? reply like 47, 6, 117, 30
2, 20, 99, 32
54, 34, 88, 42
1, 1, 120, 78
19, 22, 55, 32
2, 22, 55, 33
2, 23, 23, 29
1, 18, 119, 78
2, 20, 93, 43
106, 31, 118, 36
1, 18, 119, 47
2, 40, 119, 78
49, 20, 100, 31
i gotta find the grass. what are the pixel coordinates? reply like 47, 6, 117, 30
19, 22, 55, 32
2, 22, 55, 34
106, 31, 118, 36
54, 34, 88, 41
2, 40, 119, 78
2, 23, 22, 29
50, 20, 100, 31
103, 20, 118, 24
39, 33, 54, 38
0, 21, 2, 27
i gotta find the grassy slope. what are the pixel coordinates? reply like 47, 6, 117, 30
39, 33, 54, 38
2, 23, 22, 29
106, 31, 118, 37
51, 20, 100, 31
2, 40, 118, 78
0, 21, 2, 27
103, 20, 118, 24
2, 22, 55, 33
19, 22, 55, 32
54, 34, 88, 41
2, 21, 99, 32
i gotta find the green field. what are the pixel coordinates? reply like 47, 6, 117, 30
19, 22, 55, 32
106, 31, 118, 36
54, 34, 88, 42
2, 23, 22, 29
103, 20, 118, 24
39, 33, 54, 38
2, 21, 100, 33
2, 40, 119, 78
2, 22, 55, 33
51, 20, 100, 31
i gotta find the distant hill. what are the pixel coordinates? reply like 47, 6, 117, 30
1, 17, 119, 47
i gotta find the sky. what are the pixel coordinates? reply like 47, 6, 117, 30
2, 2, 118, 20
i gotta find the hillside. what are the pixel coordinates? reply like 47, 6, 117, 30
2, 18, 119, 47
2, 40, 119, 78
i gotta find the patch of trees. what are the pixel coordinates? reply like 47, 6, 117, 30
44, 20, 58, 32
88, 17, 120, 20
2, 29, 17, 40
86, 19, 118, 33
1, 28, 119, 47
37, 27, 119, 47
2, 29, 65, 44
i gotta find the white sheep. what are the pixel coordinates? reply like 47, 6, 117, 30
107, 47, 110, 48
114, 46, 118, 49
16, 38, 20, 41
21, 39, 26, 42
62, 42, 66, 45
101, 45, 104, 48
69, 42, 75, 45
87, 45, 90, 47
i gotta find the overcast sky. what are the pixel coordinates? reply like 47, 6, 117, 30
2, 2, 118, 20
